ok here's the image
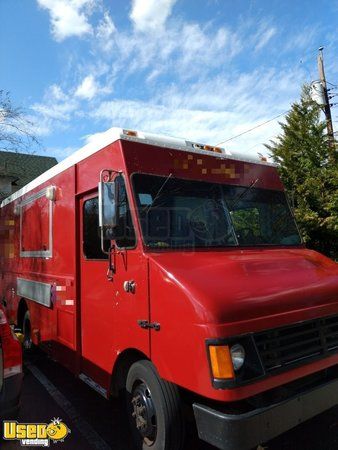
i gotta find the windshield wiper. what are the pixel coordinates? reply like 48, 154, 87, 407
229, 178, 259, 209
143, 173, 173, 214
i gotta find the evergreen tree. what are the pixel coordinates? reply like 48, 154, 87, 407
265, 85, 338, 259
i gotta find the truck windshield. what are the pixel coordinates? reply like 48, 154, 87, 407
132, 174, 301, 249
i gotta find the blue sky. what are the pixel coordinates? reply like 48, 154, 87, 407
1, 0, 338, 161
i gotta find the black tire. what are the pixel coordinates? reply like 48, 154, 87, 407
126, 360, 185, 450
22, 311, 32, 350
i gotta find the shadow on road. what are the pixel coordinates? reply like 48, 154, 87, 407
2, 349, 338, 450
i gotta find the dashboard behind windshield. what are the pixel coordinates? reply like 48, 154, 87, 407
132, 174, 301, 249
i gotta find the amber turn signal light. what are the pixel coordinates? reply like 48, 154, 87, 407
209, 345, 235, 379
123, 129, 138, 137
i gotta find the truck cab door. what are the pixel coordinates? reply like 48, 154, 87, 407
79, 175, 150, 391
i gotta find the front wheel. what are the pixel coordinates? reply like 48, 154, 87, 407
126, 360, 185, 450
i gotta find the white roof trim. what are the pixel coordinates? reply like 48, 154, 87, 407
1, 127, 275, 207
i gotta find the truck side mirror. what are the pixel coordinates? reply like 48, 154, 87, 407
98, 180, 118, 240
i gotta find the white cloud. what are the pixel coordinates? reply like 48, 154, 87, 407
88, 97, 281, 159
30, 56, 304, 159
283, 26, 320, 54
75, 75, 99, 100
36, 0, 95, 41
33, 85, 78, 121
30, 84, 79, 136
146, 68, 162, 83
96, 12, 116, 53
255, 27, 276, 52
49, 84, 68, 101
46, 146, 77, 161
32, 4, 309, 162
108, 20, 242, 81
130, 0, 177, 32
88, 65, 303, 157
82, 130, 108, 145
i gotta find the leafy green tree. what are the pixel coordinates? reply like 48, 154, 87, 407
265, 85, 338, 259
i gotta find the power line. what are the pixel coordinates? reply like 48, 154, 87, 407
215, 110, 289, 146
215, 48, 337, 147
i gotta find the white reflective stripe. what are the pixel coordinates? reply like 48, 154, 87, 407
56, 286, 66, 291
61, 300, 74, 306
4, 364, 22, 378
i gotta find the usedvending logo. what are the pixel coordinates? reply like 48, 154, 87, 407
3, 417, 71, 447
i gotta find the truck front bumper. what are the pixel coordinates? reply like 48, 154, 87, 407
193, 376, 338, 450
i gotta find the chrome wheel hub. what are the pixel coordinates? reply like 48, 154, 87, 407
131, 382, 157, 443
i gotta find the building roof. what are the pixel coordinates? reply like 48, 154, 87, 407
0, 151, 57, 188
1, 127, 274, 207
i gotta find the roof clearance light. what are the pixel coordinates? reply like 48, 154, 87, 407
258, 152, 268, 162
13, 204, 20, 216
123, 129, 138, 137
45, 186, 56, 201
203, 145, 223, 154
192, 143, 223, 154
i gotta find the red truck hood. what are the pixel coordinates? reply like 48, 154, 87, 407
148, 248, 338, 324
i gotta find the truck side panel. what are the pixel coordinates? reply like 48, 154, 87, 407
0, 165, 77, 369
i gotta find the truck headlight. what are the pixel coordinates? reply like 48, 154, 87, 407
230, 343, 245, 371
207, 336, 265, 388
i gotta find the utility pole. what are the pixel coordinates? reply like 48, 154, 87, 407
317, 46, 335, 149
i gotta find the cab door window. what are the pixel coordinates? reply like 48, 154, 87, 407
115, 175, 136, 248
83, 197, 108, 259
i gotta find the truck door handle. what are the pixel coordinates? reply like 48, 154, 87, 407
137, 320, 160, 331
123, 280, 136, 294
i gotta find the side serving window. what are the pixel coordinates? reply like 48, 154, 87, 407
115, 176, 136, 248
83, 197, 108, 260
20, 187, 53, 258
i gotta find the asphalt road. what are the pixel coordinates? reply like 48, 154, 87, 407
2, 350, 338, 450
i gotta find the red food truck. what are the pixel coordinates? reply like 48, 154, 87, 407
0, 127, 337, 449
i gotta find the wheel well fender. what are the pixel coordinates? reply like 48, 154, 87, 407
110, 348, 149, 397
